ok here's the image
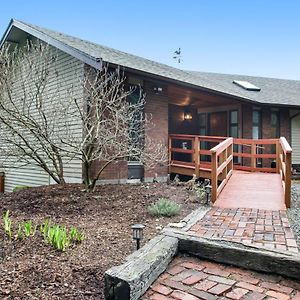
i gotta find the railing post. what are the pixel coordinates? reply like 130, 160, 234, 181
168, 136, 172, 174
194, 136, 200, 177
251, 142, 256, 171
276, 140, 280, 174
211, 151, 218, 203
285, 151, 291, 208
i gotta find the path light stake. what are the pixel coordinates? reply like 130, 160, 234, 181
131, 224, 145, 250
205, 184, 212, 204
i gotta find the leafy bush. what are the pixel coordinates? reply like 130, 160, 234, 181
13, 185, 31, 192
3, 210, 12, 239
148, 198, 181, 217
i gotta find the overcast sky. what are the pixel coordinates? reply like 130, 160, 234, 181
1, 0, 299, 80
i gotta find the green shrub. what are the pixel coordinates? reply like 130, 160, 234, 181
13, 185, 31, 192
148, 198, 181, 217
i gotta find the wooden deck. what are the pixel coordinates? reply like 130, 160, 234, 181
213, 170, 286, 210
169, 134, 292, 208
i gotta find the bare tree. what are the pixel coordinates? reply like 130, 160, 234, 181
70, 66, 167, 190
0, 41, 167, 190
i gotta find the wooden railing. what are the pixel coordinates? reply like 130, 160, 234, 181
169, 134, 292, 207
233, 138, 278, 173
278, 137, 292, 208
211, 138, 233, 203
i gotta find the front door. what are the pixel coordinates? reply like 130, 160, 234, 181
208, 112, 228, 136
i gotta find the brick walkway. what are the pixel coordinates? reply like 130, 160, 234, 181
188, 207, 299, 253
143, 256, 300, 300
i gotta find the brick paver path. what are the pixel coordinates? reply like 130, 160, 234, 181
143, 256, 300, 300
188, 207, 299, 253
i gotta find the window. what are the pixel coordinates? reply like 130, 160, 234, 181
270, 110, 280, 153
229, 110, 238, 138
252, 109, 262, 166
252, 110, 261, 139
233, 80, 261, 91
199, 113, 207, 136
229, 110, 239, 163
128, 86, 143, 161
270, 111, 280, 138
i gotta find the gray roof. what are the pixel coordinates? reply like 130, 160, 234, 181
2, 19, 300, 107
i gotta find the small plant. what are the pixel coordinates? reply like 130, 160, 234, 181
40, 219, 50, 241
3, 210, 12, 239
193, 185, 206, 200
148, 198, 181, 217
12, 185, 31, 192
16, 224, 23, 240
70, 227, 85, 243
23, 220, 36, 237
47, 225, 70, 251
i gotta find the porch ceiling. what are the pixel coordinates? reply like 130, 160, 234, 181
168, 84, 240, 107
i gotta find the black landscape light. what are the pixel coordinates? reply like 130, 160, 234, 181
131, 223, 145, 250
205, 184, 212, 204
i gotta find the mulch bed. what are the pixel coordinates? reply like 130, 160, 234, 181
0, 182, 205, 299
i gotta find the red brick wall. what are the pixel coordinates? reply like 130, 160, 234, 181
280, 109, 290, 143
144, 80, 169, 179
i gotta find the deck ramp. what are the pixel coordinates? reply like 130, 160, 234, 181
214, 170, 286, 210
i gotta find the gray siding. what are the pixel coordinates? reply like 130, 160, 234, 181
0, 45, 84, 192
292, 114, 300, 165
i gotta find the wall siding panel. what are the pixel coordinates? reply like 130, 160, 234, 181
0, 44, 84, 192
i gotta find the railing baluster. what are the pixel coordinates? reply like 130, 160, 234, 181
211, 151, 217, 203
251, 142, 256, 171
194, 136, 200, 177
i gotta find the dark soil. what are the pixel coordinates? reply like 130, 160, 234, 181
0, 182, 205, 299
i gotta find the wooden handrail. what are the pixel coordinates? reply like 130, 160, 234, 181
210, 137, 233, 203
278, 137, 292, 208
168, 134, 292, 208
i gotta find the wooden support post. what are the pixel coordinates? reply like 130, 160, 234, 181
194, 136, 200, 177
211, 152, 218, 203
168, 136, 172, 174
276, 140, 280, 174
251, 142, 256, 171
285, 151, 291, 208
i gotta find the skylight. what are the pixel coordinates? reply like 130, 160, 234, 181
233, 80, 261, 91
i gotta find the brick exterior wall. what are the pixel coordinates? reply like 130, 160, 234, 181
144, 80, 169, 180
280, 108, 291, 143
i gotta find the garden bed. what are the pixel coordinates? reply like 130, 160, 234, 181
0, 182, 203, 299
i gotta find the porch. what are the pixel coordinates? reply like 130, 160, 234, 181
168, 134, 292, 208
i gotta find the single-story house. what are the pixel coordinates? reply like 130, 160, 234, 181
0, 19, 300, 192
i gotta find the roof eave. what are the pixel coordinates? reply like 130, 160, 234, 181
0, 19, 103, 70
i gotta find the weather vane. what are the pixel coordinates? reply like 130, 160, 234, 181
173, 47, 182, 63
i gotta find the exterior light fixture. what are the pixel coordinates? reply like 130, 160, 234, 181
204, 184, 212, 204
184, 108, 193, 120
153, 86, 163, 94
131, 223, 145, 250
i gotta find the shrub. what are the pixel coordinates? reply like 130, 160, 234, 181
148, 198, 181, 217
13, 185, 31, 192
